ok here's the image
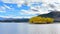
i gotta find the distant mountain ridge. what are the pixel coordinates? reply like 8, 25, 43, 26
0, 17, 29, 22
38, 11, 60, 22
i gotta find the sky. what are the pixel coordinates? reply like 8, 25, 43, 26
0, 0, 60, 18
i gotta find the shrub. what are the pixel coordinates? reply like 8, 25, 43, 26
29, 16, 54, 24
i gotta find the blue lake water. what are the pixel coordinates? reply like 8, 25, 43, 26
0, 22, 60, 34
0, 23, 28, 34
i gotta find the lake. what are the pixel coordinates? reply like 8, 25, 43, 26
0, 22, 60, 34
0, 23, 28, 34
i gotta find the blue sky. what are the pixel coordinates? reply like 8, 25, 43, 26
0, 0, 60, 18
0, 0, 43, 18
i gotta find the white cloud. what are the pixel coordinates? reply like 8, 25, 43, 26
2, 0, 60, 11
0, 11, 6, 13
26, 0, 42, 6
0, 6, 6, 12
42, 0, 60, 4
0, 15, 32, 18
30, 5, 50, 14
2, 0, 24, 4
20, 8, 50, 16
27, 0, 41, 3
0, 4, 11, 12
0, 6, 5, 10
2, 0, 25, 7
3, 14, 15, 17
3, 5, 11, 9
0, 15, 19, 18
1, 0, 60, 18
26, 0, 60, 11
20, 9, 39, 15
2, 0, 17, 3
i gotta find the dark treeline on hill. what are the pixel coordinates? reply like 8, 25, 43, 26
0, 18, 29, 22
38, 11, 60, 18
38, 11, 60, 22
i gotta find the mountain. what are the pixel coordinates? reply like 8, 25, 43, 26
38, 11, 60, 22
0, 17, 29, 22
0, 17, 6, 20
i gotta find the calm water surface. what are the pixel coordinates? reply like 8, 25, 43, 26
0, 22, 60, 34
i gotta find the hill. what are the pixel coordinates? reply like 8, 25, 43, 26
38, 11, 60, 22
